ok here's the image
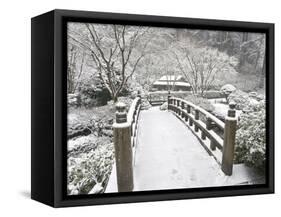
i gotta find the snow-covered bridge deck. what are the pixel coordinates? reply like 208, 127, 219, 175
134, 107, 223, 190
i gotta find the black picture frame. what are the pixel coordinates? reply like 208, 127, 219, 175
31, 9, 274, 208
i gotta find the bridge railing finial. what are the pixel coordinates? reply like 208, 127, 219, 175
228, 101, 236, 118
115, 102, 127, 123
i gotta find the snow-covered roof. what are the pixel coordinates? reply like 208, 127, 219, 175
153, 81, 191, 87
159, 75, 183, 81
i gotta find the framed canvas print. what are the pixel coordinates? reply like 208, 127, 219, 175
31, 9, 274, 207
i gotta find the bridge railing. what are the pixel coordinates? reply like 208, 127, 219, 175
127, 97, 142, 148
168, 95, 238, 176
147, 92, 167, 106
112, 94, 141, 192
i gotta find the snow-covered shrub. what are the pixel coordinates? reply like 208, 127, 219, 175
234, 100, 266, 172
79, 83, 112, 107
148, 91, 193, 102
67, 142, 114, 195
227, 89, 250, 110
202, 90, 222, 99
248, 91, 258, 98
141, 98, 152, 110
228, 89, 263, 111
107, 96, 133, 109
68, 105, 115, 140
68, 93, 79, 107
160, 102, 168, 110
248, 92, 265, 102
220, 84, 236, 102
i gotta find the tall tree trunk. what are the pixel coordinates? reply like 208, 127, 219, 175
238, 33, 249, 73
113, 95, 118, 103
242, 32, 248, 42
259, 55, 266, 88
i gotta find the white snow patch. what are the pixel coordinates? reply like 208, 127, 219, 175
67, 134, 98, 151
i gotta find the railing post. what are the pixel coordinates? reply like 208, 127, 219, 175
176, 100, 179, 115
181, 101, 185, 119
179, 100, 182, 116
188, 105, 193, 126
201, 130, 206, 140
167, 91, 171, 110
137, 90, 141, 101
113, 102, 134, 192
221, 102, 237, 176
194, 108, 199, 132
186, 104, 190, 122
206, 116, 216, 150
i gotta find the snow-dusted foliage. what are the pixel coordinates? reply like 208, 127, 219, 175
235, 100, 266, 171
228, 89, 262, 110
220, 84, 236, 101
68, 23, 154, 102
226, 89, 266, 171
67, 141, 114, 195
67, 97, 135, 195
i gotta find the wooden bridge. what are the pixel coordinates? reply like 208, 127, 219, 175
106, 93, 260, 193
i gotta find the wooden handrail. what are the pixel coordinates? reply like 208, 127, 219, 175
127, 97, 141, 125
171, 97, 225, 130
168, 96, 238, 176
127, 96, 141, 147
